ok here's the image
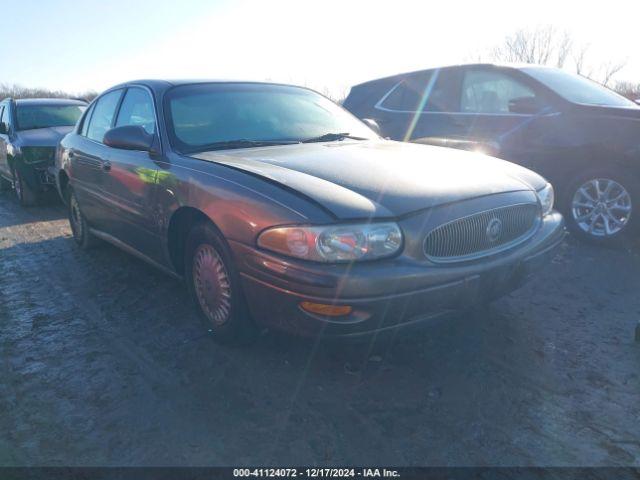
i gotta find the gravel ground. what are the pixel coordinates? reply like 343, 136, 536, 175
1, 190, 639, 467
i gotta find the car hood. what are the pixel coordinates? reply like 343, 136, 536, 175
192, 140, 546, 219
15, 126, 74, 147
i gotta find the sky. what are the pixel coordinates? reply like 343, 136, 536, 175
2, 0, 639, 98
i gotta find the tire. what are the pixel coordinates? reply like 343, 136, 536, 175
67, 187, 99, 249
14, 168, 39, 206
561, 167, 639, 245
185, 222, 256, 345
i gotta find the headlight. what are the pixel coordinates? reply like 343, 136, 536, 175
258, 222, 403, 262
537, 183, 554, 216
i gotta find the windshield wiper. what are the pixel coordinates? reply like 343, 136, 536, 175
184, 139, 299, 154
301, 132, 368, 143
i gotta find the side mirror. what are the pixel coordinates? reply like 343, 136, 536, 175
103, 125, 154, 152
0, 123, 7, 135
508, 96, 542, 114
361, 118, 381, 136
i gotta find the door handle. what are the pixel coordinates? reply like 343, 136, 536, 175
102, 160, 111, 172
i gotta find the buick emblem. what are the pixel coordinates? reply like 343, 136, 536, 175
486, 218, 503, 243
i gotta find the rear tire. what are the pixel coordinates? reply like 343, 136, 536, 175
14, 168, 39, 206
185, 221, 256, 345
561, 167, 639, 245
68, 187, 99, 249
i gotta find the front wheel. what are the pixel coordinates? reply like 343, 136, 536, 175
185, 222, 256, 345
14, 168, 39, 206
563, 168, 638, 244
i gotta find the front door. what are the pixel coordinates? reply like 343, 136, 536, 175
71, 89, 124, 228
99, 87, 162, 261
444, 67, 557, 162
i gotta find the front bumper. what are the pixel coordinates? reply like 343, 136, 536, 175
233, 212, 565, 337
15, 160, 56, 192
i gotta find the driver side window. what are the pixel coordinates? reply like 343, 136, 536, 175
461, 70, 538, 114
115, 87, 156, 135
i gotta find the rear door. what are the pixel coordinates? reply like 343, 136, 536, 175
99, 86, 162, 259
70, 89, 124, 228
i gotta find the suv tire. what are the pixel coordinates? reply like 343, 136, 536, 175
562, 167, 639, 245
14, 168, 38, 206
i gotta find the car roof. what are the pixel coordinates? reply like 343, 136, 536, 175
351, 62, 543, 88
104, 79, 311, 96
14, 98, 87, 106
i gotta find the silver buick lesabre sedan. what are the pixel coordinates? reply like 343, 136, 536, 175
56, 80, 565, 343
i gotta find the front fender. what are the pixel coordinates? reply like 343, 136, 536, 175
156, 154, 335, 247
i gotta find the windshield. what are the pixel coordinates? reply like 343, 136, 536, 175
165, 83, 376, 153
523, 67, 637, 108
16, 104, 85, 130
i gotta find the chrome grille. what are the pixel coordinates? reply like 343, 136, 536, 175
424, 204, 541, 262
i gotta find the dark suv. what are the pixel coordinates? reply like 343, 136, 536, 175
0, 98, 86, 205
344, 64, 640, 244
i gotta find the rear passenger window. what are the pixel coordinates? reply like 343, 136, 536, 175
115, 88, 156, 134
380, 72, 434, 111
86, 90, 123, 142
377, 70, 456, 113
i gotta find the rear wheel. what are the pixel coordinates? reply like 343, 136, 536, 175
68, 188, 99, 249
185, 222, 256, 345
14, 168, 39, 206
563, 167, 638, 244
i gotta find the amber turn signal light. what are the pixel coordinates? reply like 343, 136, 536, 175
300, 302, 352, 317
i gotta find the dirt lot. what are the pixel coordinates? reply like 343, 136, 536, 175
1, 190, 639, 467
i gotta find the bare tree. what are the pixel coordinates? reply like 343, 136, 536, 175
491, 26, 628, 87
491, 26, 571, 67
599, 62, 626, 87
555, 32, 573, 68
0, 83, 98, 102
573, 43, 591, 77
614, 81, 640, 101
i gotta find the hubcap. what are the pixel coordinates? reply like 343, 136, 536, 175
571, 178, 632, 237
193, 244, 232, 326
69, 195, 83, 239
